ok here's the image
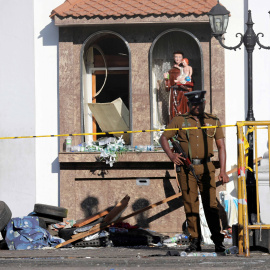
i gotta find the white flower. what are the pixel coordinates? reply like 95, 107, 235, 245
97, 135, 127, 167
100, 150, 109, 158
117, 135, 125, 145
106, 156, 116, 167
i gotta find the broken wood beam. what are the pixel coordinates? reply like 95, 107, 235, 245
55, 192, 182, 248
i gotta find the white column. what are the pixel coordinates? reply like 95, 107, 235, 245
34, 0, 64, 206
223, 0, 246, 195
0, 0, 36, 217
248, 0, 270, 157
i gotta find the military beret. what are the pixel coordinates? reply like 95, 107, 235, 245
184, 90, 206, 104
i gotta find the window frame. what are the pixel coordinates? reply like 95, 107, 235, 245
149, 28, 205, 145
80, 31, 133, 145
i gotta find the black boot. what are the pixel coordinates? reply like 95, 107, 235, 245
214, 242, 226, 252
185, 238, 201, 252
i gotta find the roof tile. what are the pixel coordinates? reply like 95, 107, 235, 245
51, 0, 218, 18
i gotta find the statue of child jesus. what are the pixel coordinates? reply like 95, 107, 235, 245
175, 58, 193, 85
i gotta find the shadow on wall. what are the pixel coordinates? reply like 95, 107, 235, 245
38, 21, 59, 46
132, 198, 151, 228
79, 171, 184, 226
80, 196, 99, 217
133, 171, 184, 228
80, 196, 116, 218
51, 157, 59, 173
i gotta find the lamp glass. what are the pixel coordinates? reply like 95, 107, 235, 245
209, 14, 229, 35
223, 14, 229, 33
214, 15, 223, 34
209, 15, 214, 32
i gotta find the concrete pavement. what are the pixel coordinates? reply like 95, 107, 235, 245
0, 245, 269, 270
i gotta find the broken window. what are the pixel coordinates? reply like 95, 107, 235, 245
82, 32, 131, 144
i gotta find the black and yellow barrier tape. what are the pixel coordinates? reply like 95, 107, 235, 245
0, 124, 237, 140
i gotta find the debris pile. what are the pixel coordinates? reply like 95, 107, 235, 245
0, 194, 191, 250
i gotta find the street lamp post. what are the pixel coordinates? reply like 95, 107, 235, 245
208, 2, 270, 224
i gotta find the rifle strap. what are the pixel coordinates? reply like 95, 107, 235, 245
174, 164, 182, 192
184, 117, 192, 161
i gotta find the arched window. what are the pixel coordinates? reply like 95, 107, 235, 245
149, 29, 204, 144
81, 31, 132, 144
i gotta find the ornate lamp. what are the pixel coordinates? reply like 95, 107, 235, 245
208, 1, 270, 121
208, 1, 230, 36
208, 1, 270, 227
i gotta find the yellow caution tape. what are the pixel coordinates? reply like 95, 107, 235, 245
0, 124, 237, 140
244, 126, 256, 172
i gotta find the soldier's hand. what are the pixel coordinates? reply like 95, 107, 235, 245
170, 153, 185, 166
218, 170, 229, 185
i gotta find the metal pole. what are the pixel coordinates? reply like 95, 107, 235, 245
237, 122, 244, 255
243, 10, 256, 121
238, 123, 250, 257
254, 126, 260, 224
243, 10, 257, 225
269, 126, 270, 187
246, 51, 255, 122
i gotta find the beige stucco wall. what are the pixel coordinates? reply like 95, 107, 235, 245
58, 22, 225, 234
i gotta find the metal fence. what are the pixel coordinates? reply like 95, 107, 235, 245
237, 121, 270, 257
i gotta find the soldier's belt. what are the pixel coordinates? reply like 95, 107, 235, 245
192, 158, 211, 165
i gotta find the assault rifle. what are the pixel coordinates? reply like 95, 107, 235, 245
170, 138, 200, 183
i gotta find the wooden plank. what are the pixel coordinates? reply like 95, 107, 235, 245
103, 195, 130, 223
72, 195, 129, 230
55, 192, 182, 248
114, 192, 182, 223
70, 195, 129, 239
73, 210, 109, 228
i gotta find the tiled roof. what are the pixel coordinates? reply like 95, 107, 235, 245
51, 0, 218, 18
